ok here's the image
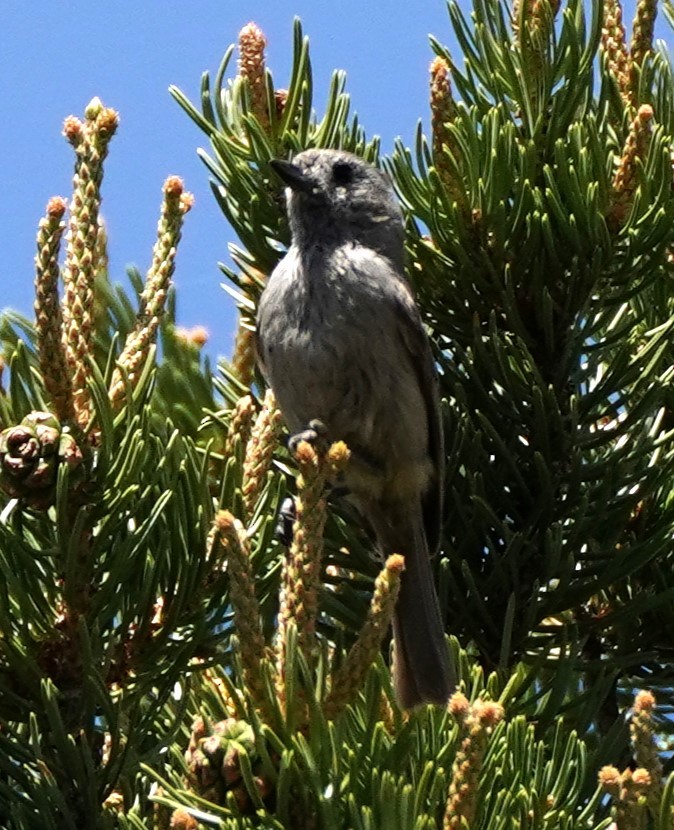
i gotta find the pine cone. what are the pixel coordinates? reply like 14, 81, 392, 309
185, 717, 271, 812
0, 411, 84, 508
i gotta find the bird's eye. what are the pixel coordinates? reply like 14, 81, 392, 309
332, 161, 353, 186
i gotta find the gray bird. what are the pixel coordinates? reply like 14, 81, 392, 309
256, 148, 455, 708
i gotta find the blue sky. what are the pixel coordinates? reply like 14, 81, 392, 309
0, 1, 664, 362
1, 1, 451, 361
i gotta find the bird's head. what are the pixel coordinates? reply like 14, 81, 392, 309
271, 149, 404, 263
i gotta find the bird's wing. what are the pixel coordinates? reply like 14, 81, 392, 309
254, 255, 290, 383
368, 258, 445, 556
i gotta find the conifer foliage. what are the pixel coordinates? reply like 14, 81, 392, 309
1, 0, 674, 827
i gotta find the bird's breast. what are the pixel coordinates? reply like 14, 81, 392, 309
258, 246, 428, 487
260, 255, 382, 432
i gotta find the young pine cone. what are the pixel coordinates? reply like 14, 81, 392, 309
185, 717, 272, 812
0, 412, 84, 508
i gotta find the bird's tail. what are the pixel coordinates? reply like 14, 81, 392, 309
370, 504, 456, 709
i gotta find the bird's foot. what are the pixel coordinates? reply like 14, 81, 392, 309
287, 419, 329, 456
274, 483, 350, 546
275, 495, 297, 546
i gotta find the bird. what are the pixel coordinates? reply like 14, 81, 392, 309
256, 147, 455, 708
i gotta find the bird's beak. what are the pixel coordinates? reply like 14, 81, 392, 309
270, 159, 313, 193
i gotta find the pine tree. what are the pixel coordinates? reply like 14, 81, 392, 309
1, 0, 674, 827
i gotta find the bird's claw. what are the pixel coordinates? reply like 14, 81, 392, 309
288, 419, 329, 455
275, 495, 297, 546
